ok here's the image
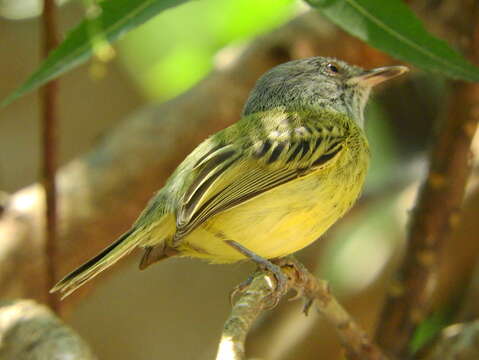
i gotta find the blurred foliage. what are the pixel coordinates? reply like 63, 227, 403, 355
0, 0, 44, 19
306, 0, 479, 82
0, 0, 69, 20
3, 0, 477, 107
321, 196, 401, 296
411, 306, 456, 353
315, 100, 402, 295
117, 0, 299, 100
364, 100, 399, 191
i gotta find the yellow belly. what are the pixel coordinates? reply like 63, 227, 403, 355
178, 155, 368, 263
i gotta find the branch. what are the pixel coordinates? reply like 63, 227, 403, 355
373, 0, 479, 356
40, 0, 60, 313
0, 12, 399, 307
216, 272, 273, 360
216, 258, 388, 360
0, 299, 96, 359
458, 259, 479, 322
375, 80, 479, 357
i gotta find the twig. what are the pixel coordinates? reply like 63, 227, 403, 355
308, 276, 388, 360
216, 258, 389, 360
375, 81, 479, 359
40, 0, 60, 312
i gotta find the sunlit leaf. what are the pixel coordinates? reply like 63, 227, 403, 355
305, 0, 479, 82
1, 0, 189, 107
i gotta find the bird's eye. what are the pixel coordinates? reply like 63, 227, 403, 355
326, 62, 340, 75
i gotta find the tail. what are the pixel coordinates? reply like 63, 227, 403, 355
51, 228, 139, 299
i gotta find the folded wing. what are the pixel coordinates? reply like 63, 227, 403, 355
174, 124, 345, 241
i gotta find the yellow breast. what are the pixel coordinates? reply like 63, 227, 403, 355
179, 137, 370, 263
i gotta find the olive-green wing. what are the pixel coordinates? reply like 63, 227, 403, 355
174, 130, 345, 241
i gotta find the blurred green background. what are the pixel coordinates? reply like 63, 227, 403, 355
118, 0, 298, 100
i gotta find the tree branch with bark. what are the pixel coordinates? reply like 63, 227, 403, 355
216, 258, 388, 360
0, 300, 96, 359
375, 0, 479, 357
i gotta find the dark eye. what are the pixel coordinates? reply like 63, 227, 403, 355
326, 62, 340, 74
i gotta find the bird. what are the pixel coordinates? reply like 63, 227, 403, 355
51, 57, 408, 298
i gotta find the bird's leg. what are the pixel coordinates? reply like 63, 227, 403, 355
225, 240, 289, 308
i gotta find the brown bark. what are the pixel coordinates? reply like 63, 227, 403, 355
375, 81, 479, 358
374, 0, 479, 356
40, 0, 60, 313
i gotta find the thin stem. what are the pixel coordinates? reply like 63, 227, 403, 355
41, 0, 60, 313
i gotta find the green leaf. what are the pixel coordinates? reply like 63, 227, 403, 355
0, 0, 190, 107
305, 0, 479, 82
410, 305, 455, 353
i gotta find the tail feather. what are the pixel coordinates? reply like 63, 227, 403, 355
51, 228, 138, 299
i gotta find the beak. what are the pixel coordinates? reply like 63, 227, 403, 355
348, 65, 409, 87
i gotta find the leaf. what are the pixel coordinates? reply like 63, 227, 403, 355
305, 0, 479, 82
1, 0, 190, 107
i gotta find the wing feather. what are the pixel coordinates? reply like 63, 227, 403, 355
174, 126, 346, 241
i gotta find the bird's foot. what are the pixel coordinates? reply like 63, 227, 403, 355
226, 240, 289, 309
258, 261, 289, 309
271, 256, 315, 315
229, 275, 253, 305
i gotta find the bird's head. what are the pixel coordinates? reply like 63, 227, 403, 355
242, 57, 408, 128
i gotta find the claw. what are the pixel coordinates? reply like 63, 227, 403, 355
263, 265, 289, 309
288, 287, 303, 302
302, 298, 314, 316
230, 275, 254, 305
